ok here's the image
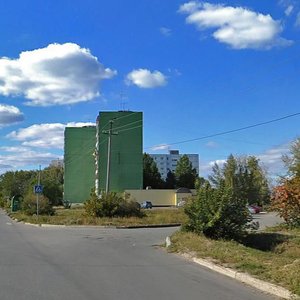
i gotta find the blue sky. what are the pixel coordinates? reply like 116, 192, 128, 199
0, 0, 300, 178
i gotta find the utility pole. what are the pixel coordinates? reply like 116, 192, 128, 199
103, 120, 118, 193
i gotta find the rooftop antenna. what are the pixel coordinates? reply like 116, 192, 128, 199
119, 91, 128, 111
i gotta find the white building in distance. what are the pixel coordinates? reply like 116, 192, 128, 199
49, 159, 64, 168
150, 150, 199, 179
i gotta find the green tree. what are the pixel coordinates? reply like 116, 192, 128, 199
175, 155, 198, 189
0, 166, 65, 207
184, 179, 251, 240
283, 137, 300, 177
246, 156, 270, 205
143, 153, 164, 189
0, 170, 36, 199
209, 155, 270, 205
21, 191, 54, 216
41, 165, 64, 206
184, 154, 270, 240
195, 176, 208, 190
164, 170, 177, 189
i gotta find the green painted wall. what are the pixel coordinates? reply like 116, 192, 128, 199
64, 126, 96, 203
97, 111, 143, 192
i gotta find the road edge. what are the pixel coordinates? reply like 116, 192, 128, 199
180, 252, 299, 300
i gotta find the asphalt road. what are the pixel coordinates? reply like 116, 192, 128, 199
0, 210, 279, 300
252, 212, 283, 230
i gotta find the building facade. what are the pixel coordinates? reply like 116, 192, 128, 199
64, 111, 143, 203
64, 126, 96, 203
96, 111, 143, 193
150, 150, 199, 179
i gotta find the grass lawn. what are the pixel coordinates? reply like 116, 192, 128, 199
9, 207, 187, 226
169, 228, 300, 296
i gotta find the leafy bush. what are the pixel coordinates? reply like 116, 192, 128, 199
184, 182, 251, 240
21, 193, 55, 216
116, 200, 143, 218
0, 197, 10, 209
84, 191, 143, 218
272, 177, 300, 228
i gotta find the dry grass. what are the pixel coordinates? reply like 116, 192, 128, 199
169, 229, 300, 296
10, 207, 187, 226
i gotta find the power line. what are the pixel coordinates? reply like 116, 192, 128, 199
113, 119, 142, 131
145, 112, 300, 150
117, 124, 142, 133
98, 112, 139, 131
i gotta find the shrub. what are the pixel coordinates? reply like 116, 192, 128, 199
116, 200, 143, 218
184, 182, 251, 240
84, 191, 102, 217
21, 193, 55, 216
272, 177, 300, 228
0, 197, 10, 209
84, 191, 143, 218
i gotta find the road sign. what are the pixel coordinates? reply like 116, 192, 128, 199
34, 185, 43, 194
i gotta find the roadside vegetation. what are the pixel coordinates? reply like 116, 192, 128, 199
169, 229, 300, 296
9, 207, 187, 226
183, 154, 270, 240
169, 138, 300, 296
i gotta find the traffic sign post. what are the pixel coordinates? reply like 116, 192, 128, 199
35, 165, 42, 220
34, 185, 43, 194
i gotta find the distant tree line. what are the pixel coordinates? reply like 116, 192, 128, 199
0, 165, 64, 210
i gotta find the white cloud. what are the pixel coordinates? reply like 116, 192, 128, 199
0, 104, 24, 126
0, 43, 117, 106
160, 27, 172, 37
0, 147, 61, 173
257, 144, 290, 175
179, 2, 292, 49
7, 122, 95, 149
179, 1, 202, 13
150, 144, 170, 151
295, 12, 300, 27
278, 0, 295, 16
205, 141, 218, 148
126, 69, 167, 88
199, 158, 226, 175
285, 5, 294, 16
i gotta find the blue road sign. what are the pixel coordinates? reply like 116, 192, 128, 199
34, 185, 43, 194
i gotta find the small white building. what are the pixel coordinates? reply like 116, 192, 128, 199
49, 159, 64, 168
150, 150, 199, 179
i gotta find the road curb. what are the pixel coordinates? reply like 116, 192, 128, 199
12, 218, 180, 229
182, 253, 298, 299
19, 221, 179, 229
116, 223, 181, 229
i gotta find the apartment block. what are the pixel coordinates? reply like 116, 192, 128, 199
150, 150, 199, 179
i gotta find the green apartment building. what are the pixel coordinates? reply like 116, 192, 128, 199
64, 126, 96, 203
64, 111, 143, 203
96, 111, 143, 193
